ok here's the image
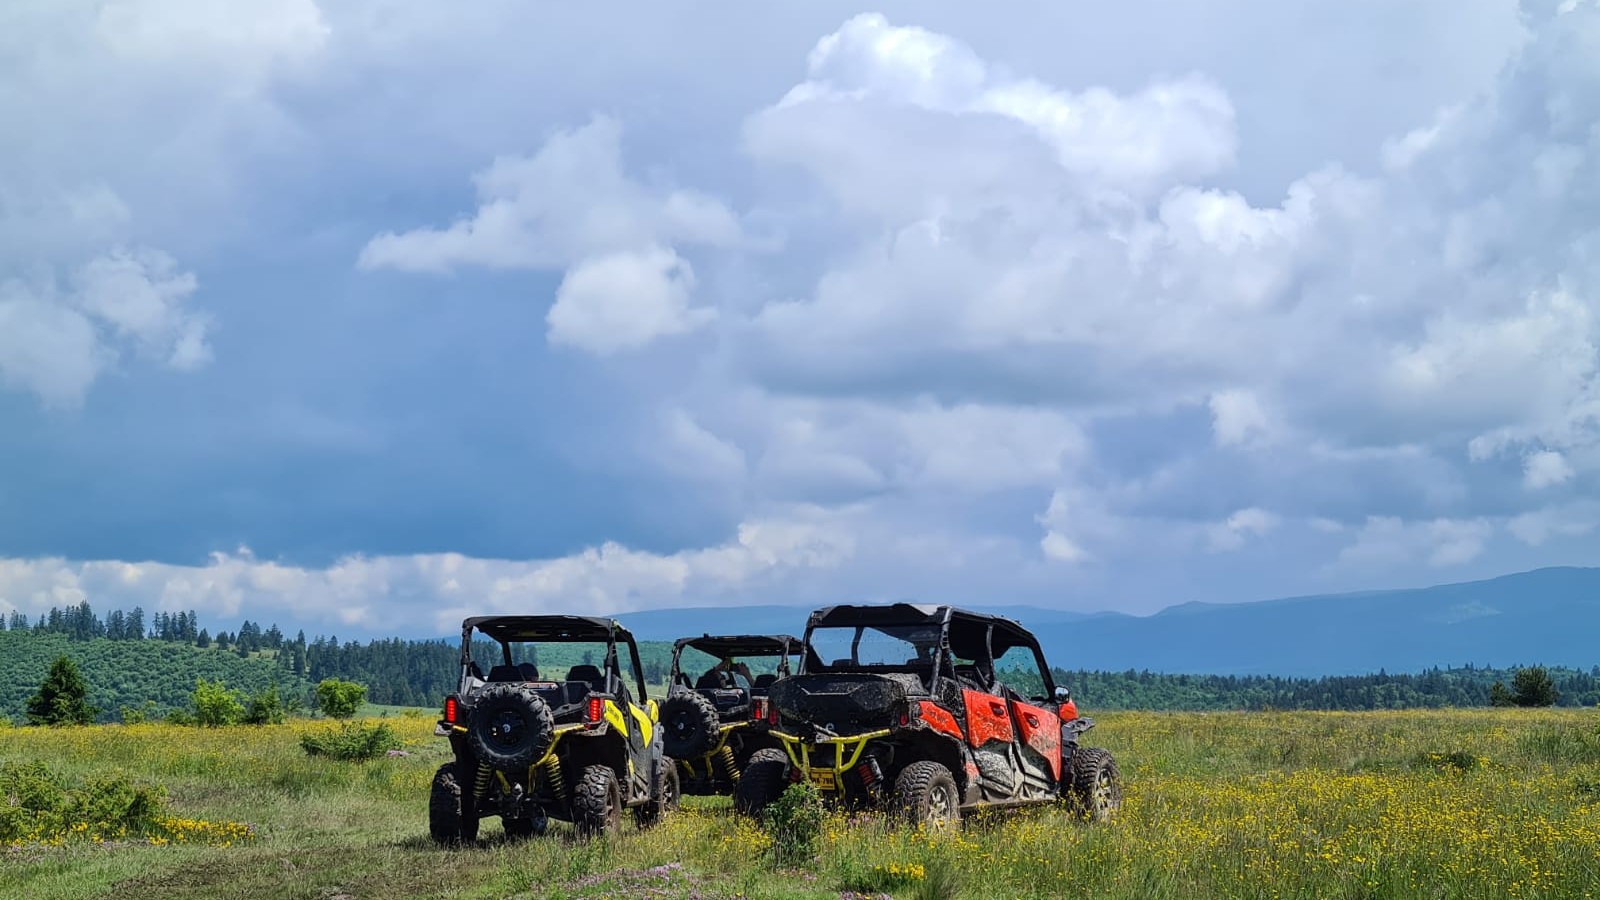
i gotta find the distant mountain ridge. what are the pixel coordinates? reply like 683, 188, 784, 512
605, 567, 1600, 677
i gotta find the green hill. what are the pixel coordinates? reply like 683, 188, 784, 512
0, 631, 311, 723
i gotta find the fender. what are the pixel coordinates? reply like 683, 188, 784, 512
1060, 715, 1096, 748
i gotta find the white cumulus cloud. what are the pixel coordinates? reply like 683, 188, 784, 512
547, 246, 714, 355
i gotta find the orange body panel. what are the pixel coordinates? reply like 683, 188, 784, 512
917, 700, 963, 740
961, 688, 1014, 748
1010, 699, 1062, 780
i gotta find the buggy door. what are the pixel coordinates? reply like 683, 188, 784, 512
993, 643, 1062, 783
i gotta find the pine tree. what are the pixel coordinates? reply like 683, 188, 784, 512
25, 655, 98, 726
1512, 666, 1559, 707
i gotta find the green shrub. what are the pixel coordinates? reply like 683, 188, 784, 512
314, 679, 368, 719
192, 677, 245, 727
0, 761, 166, 844
765, 781, 825, 867
299, 721, 401, 761
121, 700, 160, 724
244, 685, 286, 725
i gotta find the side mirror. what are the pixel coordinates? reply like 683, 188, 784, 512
1054, 686, 1071, 704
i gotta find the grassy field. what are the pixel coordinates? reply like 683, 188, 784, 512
4, 709, 1600, 899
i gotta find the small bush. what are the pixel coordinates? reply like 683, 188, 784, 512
121, 700, 160, 725
192, 678, 245, 727
244, 685, 286, 725
314, 679, 368, 719
0, 761, 167, 844
300, 721, 402, 761
765, 781, 825, 867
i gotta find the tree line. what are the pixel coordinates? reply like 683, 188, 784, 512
5, 600, 1598, 713
1049, 664, 1600, 710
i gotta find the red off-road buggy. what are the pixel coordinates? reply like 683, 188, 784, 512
733, 603, 1121, 827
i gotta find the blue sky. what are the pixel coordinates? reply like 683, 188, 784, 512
2, 0, 1598, 637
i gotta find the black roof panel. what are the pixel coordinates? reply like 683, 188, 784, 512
673, 634, 800, 656
462, 615, 633, 644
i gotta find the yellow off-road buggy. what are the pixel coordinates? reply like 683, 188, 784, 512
430, 615, 678, 843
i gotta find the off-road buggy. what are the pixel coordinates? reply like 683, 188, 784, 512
429, 615, 678, 844
733, 603, 1121, 828
659, 634, 799, 795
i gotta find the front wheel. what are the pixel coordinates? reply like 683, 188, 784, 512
572, 764, 624, 838
634, 757, 682, 828
1069, 747, 1122, 822
890, 760, 960, 830
733, 748, 790, 819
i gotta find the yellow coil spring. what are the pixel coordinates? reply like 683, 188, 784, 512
540, 756, 566, 801
473, 765, 492, 799
717, 744, 740, 785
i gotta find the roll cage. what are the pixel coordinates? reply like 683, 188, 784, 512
668, 634, 800, 685
459, 615, 650, 703
798, 603, 1058, 700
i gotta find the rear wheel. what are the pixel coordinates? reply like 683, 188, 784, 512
661, 691, 721, 760
425, 755, 473, 839
890, 760, 960, 830
572, 765, 623, 838
1069, 747, 1122, 822
467, 684, 555, 772
634, 758, 682, 828
733, 748, 790, 819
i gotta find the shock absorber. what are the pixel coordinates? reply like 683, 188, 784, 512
539, 755, 567, 802
716, 744, 740, 785
473, 765, 492, 800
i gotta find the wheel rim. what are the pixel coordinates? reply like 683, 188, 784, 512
484, 709, 529, 752
928, 782, 957, 826
1090, 772, 1116, 819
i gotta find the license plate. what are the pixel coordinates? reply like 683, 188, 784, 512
809, 770, 836, 791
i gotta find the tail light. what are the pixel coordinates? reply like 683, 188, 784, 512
897, 702, 919, 727
767, 704, 779, 726
751, 698, 768, 721
443, 696, 459, 725
586, 696, 604, 725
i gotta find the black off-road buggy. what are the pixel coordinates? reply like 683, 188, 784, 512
659, 634, 799, 795
429, 615, 679, 843
733, 603, 1121, 828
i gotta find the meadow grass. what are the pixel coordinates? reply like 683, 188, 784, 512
2, 708, 1599, 899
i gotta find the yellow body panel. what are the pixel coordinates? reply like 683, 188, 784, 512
628, 702, 655, 747
603, 699, 628, 735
